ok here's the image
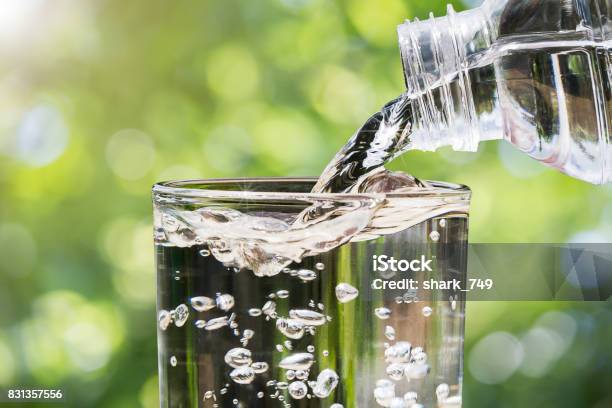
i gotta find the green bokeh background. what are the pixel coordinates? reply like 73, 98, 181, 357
0, 0, 610, 407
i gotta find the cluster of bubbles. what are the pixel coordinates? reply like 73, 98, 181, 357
158, 292, 239, 333
280, 267, 318, 282
247, 285, 343, 402
158, 303, 189, 330
372, 307, 430, 407
180, 273, 356, 406
224, 347, 269, 385
370, 300, 462, 407
271, 354, 340, 400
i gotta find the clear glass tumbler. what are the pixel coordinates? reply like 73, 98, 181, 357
153, 178, 470, 407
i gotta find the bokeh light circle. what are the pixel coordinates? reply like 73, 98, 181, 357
468, 331, 524, 384
106, 129, 156, 180
15, 104, 69, 167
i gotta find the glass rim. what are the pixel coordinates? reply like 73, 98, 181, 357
152, 177, 471, 202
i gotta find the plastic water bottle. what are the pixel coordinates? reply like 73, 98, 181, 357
397, 0, 612, 184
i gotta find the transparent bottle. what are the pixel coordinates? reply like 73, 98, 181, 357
397, 0, 612, 184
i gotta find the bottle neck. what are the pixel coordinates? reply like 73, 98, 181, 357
397, 4, 503, 152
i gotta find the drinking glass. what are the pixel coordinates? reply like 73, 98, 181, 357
153, 178, 470, 407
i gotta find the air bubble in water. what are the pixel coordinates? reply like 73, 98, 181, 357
404, 391, 418, 404
276, 318, 306, 339
422, 306, 432, 317
158, 310, 172, 330
312, 369, 339, 398
330, 404, 344, 408
170, 356, 177, 367
429, 231, 440, 242
242, 329, 254, 339
289, 309, 327, 326
436, 383, 450, 401
323, 350, 329, 356
385, 325, 395, 341
173, 304, 189, 327
248, 308, 262, 317
284, 340, 293, 350
295, 370, 308, 380
191, 296, 216, 312
374, 379, 395, 406
288, 381, 308, 400
251, 362, 269, 374
199, 249, 211, 257
257, 392, 264, 398
278, 353, 315, 370
439, 219, 447, 228
315, 262, 325, 270
204, 316, 229, 330
375, 307, 391, 320
413, 351, 427, 364
204, 391, 214, 399
276, 382, 288, 389
335, 283, 359, 303
216, 293, 235, 311
386, 363, 405, 381
195, 319, 206, 328
262, 301, 277, 317
224, 347, 252, 368
232, 399, 238, 405
286, 370, 296, 380
385, 342, 412, 363
276, 290, 289, 298
230, 366, 255, 384
405, 363, 430, 380
307, 345, 315, 352
297, 269, 317, 281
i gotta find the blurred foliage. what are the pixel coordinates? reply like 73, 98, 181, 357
0, 0, 610, 407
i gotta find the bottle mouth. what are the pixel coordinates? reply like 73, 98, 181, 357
152, 177, 471, 202
397, 5, 489, 152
